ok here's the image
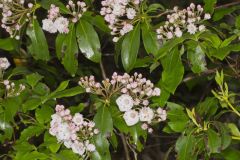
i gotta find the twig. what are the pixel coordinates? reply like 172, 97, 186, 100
100, 60, 107, 79
120, 133, 131, 160
216, 1, 240, 9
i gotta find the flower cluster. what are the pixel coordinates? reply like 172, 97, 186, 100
79, 72, 167, 132
0, 58, 10, 71
117, 94, 167, 133
100, 0, 143, 42
49, 105, 99, 157
3, 80, 26, 97
0, 0, 36, 39
42, 1, 87, 34
156, 3, 211, 40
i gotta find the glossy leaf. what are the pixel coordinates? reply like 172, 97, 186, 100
61, 24, 79, 76
159, 47, 184, 94
121, 24, 140, 72
76, 19, 101, 63
94, 105, 113, 136
141, 22, 159, 56
26, 19, 50, 61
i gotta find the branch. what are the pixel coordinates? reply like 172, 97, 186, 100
215, 1, 240, 9
120, 133, 131, 160
100, 60, 107, 79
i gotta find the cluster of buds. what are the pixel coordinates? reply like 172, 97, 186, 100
42, 1, 87, 34
79, 72, 160, 101
3, 80, 26, 97
156, 3, 211, 40
0, 58, 10, 71
79, 72, 167, 131
100, 0, 143, 42
0, 0, 37, 39
49, 105, 99, 157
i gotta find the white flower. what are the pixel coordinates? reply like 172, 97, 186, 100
86, 144, 96, 152
126, 8, 136, 19
71, 142, 86, 155
42, 19, 57, 33
187, 23, 197, 34
54, 17, 69, 33
64, 140, 73, 148
123, 110, 139, 126
120, 23, 133, 35
113, 37, 119, 42
116, 94, 134, 112
152, 88, 161, 96
199, 25, 206, 31
204, 13, 211, 20
139, 107, 154, 122
112, 4, 125, 16
56, 122, 72, 141
0, 57, 10, 70
72, 113, 84, 126
166, 32, 173, 39
174, 28, 183, 37
157, 107, 167, 121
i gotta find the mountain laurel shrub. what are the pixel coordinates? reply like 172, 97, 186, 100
0, 0, 240, 159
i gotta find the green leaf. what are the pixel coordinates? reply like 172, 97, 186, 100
175, 134, 197, 160
187, 42, 207, 73
49, 86, 84, 99
141, 22, 159, 56
196, 97, 218, 119
0, 38, 15, 51
55, 33, 66, 59
227, 123, 240, 137
156, 36, 185, 59
76, 19, 101, 63
207, 128, 221, 154
235, 16, 240, 29
26, 19, 50, 61
19, 125, 45, 142
7, 67, 30, 79
121, 24, 140, 72
3, 97, 21, 122
58, 150, 79, 159
54, 80, 69, 92
166, 102, 189, 132
213, 6, 240, 21
44, 132, 61, 153
92, 134, 111, 160
17, 151, 48, 160
159, 47, 184, 94
61, 24, 78, 76
221, 148, 240, 160
35, 105, 53, 124
219, 124, 231, 150
204, 0, 217, 14
26, 73, 43, 88
0, 116, 13, 142
94, 106, 113, 136
14, 142, 36, 154
22, 97, 42, 112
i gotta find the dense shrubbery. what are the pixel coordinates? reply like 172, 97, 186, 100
0, 0, 240, 159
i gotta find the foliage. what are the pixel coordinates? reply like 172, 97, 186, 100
0, 0, 240, 160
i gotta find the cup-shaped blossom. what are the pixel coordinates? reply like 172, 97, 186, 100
116, 94, 134, 112
123, 109, 139, 126
100, 0, 143, 42
42, 1, 87, 34
49, 105, 98, 157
